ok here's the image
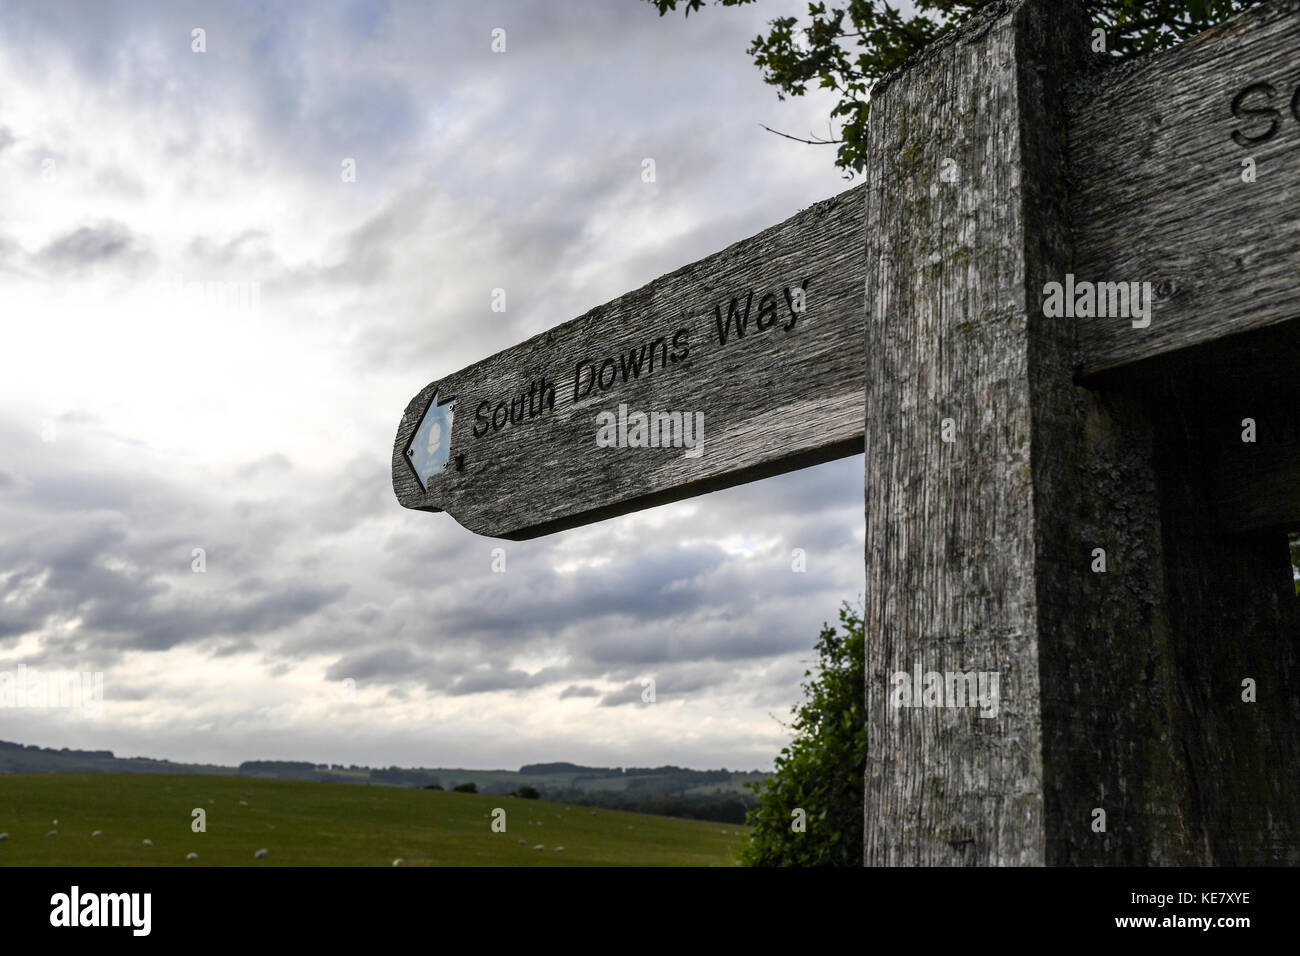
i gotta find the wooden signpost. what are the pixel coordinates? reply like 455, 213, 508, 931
392, 189, 865, 539
394, 0, 1300, 865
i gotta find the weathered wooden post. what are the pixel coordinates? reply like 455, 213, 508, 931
864, 0, 1300, 865
393, 0, 1300, 868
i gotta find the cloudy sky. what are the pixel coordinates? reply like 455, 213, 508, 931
0, 0, 866, 771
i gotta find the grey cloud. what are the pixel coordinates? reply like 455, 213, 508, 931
324, 646, 419, 683
312, 454, 391, 534
94, 164, 148, 198
447, 667, 532, 696
183, 230, 276, 273
0, 426, 351, 663
236, 453, 293, 480
599, 682, 650, 708
101, 682, 159, 703
213, 638, 257, 658
35, 221, 154, 276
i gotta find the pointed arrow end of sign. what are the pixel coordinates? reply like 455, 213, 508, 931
392, 380, 454, 516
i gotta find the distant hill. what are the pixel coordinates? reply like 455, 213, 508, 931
519, 762, 610, 775
0, 739, 768, 824
0, 739, 231, 777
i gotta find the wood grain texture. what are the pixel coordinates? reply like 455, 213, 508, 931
1069, 0, 1300, 375
392, 187, 866, 539
863, 0, 1089, 866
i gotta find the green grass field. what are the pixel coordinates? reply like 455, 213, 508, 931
0, 773, 748, 866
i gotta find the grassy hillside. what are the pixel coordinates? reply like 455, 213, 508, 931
0, 741, 766, 824
0, 773, 747, 866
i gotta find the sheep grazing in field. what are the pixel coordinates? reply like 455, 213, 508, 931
392, 859, 404, 867
185, 852, 198, 861
0, 833, 8, 841
518, 838, 526, 845
46, 830, 57, 837
142, 839, 153, 847
52, 819, 58, 825
91, 830, 102, 837
533, 844, 544, 851
555, 846, 565, 852
239, 800, 248, 807
254, 848, 268, 859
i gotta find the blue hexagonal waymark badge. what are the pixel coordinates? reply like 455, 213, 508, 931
405, 391, 455, 489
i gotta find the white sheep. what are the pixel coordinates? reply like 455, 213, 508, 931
533, 844, 544, 851
185, 852, 198, 861
0, 832, 8, 841
46, 829, 57, 837
91, 830, 102, 837
142, 839, 153, 847
254, 848, 268, 859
